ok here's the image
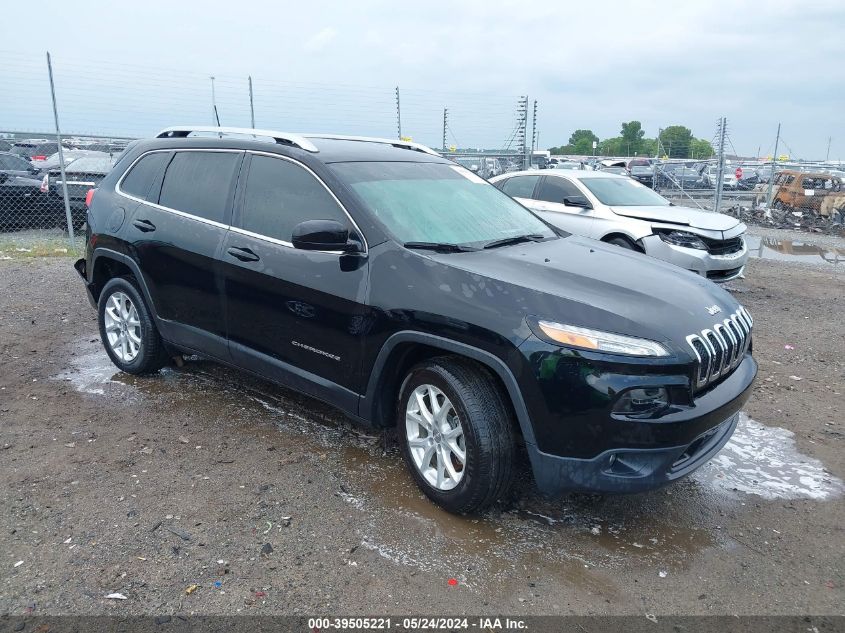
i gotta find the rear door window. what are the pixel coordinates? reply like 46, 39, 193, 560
120, 152, 171, 201
500, 175, 540, 198
239, 154, 348, 243
159, 151, 241, 224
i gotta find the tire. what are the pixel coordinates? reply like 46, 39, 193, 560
397, 356, 516, 514
606, 236, 638, 250
97, 276, 169, 375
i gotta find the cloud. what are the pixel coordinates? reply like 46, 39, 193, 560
304, 27, 337, 53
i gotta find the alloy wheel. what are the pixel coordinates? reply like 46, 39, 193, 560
103, 291, 142, 362
405, 384, 466, 491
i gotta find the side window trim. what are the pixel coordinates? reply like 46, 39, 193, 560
116, 149, 243, 229
230, 150, 368, 254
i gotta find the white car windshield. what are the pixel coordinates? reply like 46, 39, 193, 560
579, 177, 672, 206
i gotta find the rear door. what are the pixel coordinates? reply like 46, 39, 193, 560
497, 174, 540, 206
220, 152, 369, 407
122, 149, 242, 359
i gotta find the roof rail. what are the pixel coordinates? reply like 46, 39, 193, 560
302, 134, 441, 156
155, 126, 319, 153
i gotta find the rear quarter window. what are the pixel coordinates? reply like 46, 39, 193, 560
119, 152, 170, 201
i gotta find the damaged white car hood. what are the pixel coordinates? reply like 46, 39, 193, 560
609, 205, 745, 238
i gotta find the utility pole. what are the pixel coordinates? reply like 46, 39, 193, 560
46, 52, 75, 249
442, 107, 448, 151
826, 136, 832, 161
395, 86, 402, 139
765, 123, 781, 209
248, 75, 255, 128
714, 117, 727, 213
531, 100, 538, 154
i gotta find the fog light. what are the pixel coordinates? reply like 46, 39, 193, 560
613, 387, 669, 417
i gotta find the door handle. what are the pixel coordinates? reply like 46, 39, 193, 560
226, 246, 260, 262
132, 219, 156, 232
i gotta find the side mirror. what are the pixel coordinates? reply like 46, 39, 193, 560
291, 219, 360, 253
563, 195, 591, 209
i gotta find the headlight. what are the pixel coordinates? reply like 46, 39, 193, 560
613, 387, 669, 417
533, 321, 670, 357
657, 230, 707, 250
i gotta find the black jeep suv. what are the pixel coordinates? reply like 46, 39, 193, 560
75, 126, 757, 514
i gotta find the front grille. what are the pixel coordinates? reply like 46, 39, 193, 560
686, 307, 752, 390
701, 235, 744, 256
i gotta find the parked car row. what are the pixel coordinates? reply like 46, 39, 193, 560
0, 148, 120, 231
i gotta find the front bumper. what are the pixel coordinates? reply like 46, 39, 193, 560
640, 234, 749, 282
524, 354, 756, 495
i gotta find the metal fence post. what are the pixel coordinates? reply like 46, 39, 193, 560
248, 75, 256, 128
713, 117, 727, 213
46, 51, 75, 250
765, 123, 781, 209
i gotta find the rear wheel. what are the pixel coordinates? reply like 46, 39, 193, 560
98, 276, 169, 375
397, 357, 516, 514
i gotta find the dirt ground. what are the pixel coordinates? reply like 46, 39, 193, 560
0, 239, 843, 617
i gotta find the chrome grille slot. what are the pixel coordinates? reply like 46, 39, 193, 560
704, 329, 726, 378
727, 316, 744, 364
714, 324, 734, 373
686, 308, 753, 390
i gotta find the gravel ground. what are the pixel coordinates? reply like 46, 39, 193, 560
0, 249, 842, 617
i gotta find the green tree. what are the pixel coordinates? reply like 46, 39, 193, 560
690, 138, 714, 159
597, 137, 623, 156
657, 125, 694, 158
568, 129, 599, 155
620, 121, 645, 155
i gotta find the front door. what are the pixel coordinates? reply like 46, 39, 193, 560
220, 152, 369, 409
531, 175, 596, 237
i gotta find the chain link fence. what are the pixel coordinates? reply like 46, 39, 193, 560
3, 51, 844, 252
0, 51, 530, 251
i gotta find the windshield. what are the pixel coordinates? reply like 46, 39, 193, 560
331, 161, 555, 246
580, 176, 671, 207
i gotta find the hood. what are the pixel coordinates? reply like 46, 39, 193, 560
609, 205, 741, 233
424, 235, 741, 357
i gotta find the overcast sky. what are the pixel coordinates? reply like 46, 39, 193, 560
3, 0, 843, 158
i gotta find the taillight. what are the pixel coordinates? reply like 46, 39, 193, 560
33, 155, 47, 161
40, 174, 49, 193
85, 188, 97, 208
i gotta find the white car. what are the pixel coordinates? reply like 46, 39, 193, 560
702, 165, 738, 189
490, 170, 749, 282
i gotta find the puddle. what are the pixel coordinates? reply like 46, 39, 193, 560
695, 413, 844, 500
745, 235, 845, 266
53, 342, 843, 592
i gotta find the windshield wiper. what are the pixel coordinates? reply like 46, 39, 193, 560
403, 241, 479, 253
482, 234, 546, 250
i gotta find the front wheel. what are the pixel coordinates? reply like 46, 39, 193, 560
397, 357, 516, 514
606, 236, 638, 250
98, 276, 169, 375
